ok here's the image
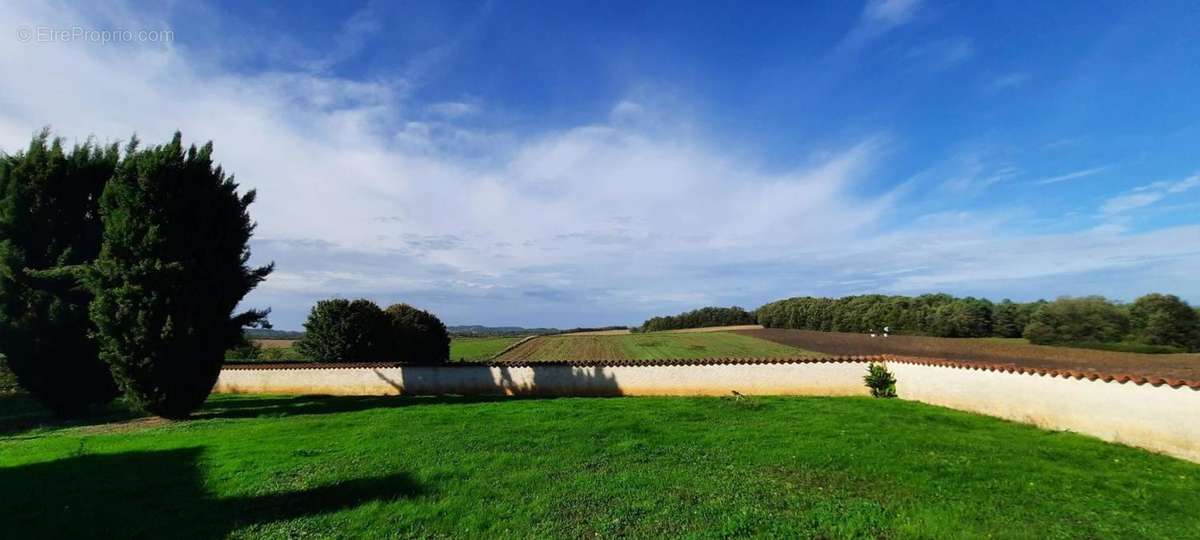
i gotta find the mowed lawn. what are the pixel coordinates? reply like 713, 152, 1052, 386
1, 394, 1198, 538
449, 336, 525, 361
499, 332, 818, 361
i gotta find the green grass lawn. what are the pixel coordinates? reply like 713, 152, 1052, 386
449, 336, 525, 361
502, 331, 818, 361
2, 394, 1197, 538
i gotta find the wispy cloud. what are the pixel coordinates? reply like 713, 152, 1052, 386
989, 72, 1031, 92
863, 0, 922, 27
1034, 165, 1111, 185
428, 101, 478, 119
1101, 174, 1200, 214
930, 151, 1019, 194
837, 0, 923, 53
908, 37, 974, 71
3, 1, 1198, 327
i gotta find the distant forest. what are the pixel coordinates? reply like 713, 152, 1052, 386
646, 293, 1200, 353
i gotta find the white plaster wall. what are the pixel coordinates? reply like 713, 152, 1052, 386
214, 362, 871, 398
889, 362, 1200, 463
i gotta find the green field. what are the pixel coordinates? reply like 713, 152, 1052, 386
1, 393, 1197, 538
231, 337, 526, 363
449, 336, 525, 361
499, 332, 817, 361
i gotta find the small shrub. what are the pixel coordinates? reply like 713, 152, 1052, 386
863, 363, 896, 398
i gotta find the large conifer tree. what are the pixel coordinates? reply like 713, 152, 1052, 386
0, 131, 120, 417
86, 133, 272, 418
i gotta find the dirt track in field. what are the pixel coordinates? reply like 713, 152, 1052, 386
737, 328, 1200, 381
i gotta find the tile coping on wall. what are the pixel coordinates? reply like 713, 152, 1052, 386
222, 354, 1200, 390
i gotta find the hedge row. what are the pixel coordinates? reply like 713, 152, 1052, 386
640, 307, 757, 332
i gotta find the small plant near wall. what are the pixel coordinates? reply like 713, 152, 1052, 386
864, 363, 897, 398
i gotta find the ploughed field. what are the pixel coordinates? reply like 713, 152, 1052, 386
739, 328, 1200, 381
496, 331, 817, 361
1, 393, 1197, 538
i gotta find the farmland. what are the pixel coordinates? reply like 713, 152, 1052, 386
2, 393, 1197, 538
497, 331, 816, 361
244, 336, 527, 363
448, 336, 525, 361
740, 328, 1200, 381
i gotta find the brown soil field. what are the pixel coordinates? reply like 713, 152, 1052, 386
253, 339, 296, 349
737, 328, 1200, 381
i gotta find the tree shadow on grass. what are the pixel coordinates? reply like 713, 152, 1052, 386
195, 393, 530, 420
202, 363, 624, 421
0, 393, 144, 438
0, 447, 424, 538
3, 363, 626, 433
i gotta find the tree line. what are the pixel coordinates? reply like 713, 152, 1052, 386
639, 306, 757, 332
756, 293, 1200, 352
0, 131, 271, 418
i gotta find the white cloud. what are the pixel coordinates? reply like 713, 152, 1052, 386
989, 72, 1031, 92
2, 2, 1197, 328
1034, 165, 1110, 185
1101, 174, 1199, 214
863, 0, 922, 27
837, 0, 923, 53
609, 100, 644, 122
428, 101, 478, 118
908, 38, 974, 71
931, 152, 1018, 194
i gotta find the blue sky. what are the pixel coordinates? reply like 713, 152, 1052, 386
3, 1, 1199, 329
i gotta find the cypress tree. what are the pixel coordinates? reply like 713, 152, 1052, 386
85, 133, 272, 418
0, 131, 120, 416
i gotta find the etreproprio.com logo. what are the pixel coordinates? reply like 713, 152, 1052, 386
17, 25, 174, 44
